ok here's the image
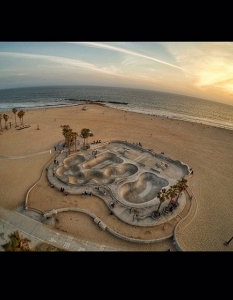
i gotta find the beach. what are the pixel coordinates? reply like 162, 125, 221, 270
1, 103, 233, 251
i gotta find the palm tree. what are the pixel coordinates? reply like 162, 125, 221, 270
62, 125, 73, 151
19, 110, 25, 125
65, 130, 73, 154
2, 230, 33, 252
156, 188, 169, 214
17, 111, 22, 125
12, 108, 18, 127
62, 125, 71, 145
72, 131, 78, 152
0, 113, 3, 131
166, 184, 178, 209
3, 113, 9, 129
81, 128, 90, 147
175, 177, 188, 204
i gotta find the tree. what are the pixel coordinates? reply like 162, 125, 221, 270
0, 113, 3, 131
20, 110, 25, 125
2, 230, 33, 252
65, 130, 73, 154
17, 110, 25, 125
62, 125, 73, 154
175, 177, 188, 204
3, 113, 9, 129
12, 108, 18, 127
166, 184, 178, 209
81, 128, 90, 147
152, 188, 169, 219
156, 188, 169, 214
71, 131, 78, 152
17, 111, 22, 125
62, 125, 71, 146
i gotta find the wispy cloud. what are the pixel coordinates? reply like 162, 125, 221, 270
0, 52, 124, 77
70, 42, 186, 71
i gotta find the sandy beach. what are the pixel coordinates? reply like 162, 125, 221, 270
1, 103, 233, 251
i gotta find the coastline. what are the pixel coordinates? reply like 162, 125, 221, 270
1, 99, 233, 131
1, 103, 233, 251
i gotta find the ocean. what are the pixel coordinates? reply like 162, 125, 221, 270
0, 85, 233, 130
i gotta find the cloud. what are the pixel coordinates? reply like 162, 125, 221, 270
0, 51, 126, 77
70, 42, 186, 71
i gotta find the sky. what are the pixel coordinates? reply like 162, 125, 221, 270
0, 41, 233, 106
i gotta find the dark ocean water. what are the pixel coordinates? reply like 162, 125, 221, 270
0, 85, 233, 130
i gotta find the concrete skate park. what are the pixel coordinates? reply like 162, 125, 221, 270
42, 140, 191, 228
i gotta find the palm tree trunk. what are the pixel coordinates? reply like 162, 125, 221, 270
167, 198, 172, 208
156, 202, 162, 213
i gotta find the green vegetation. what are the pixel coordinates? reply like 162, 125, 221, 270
34, 242, 66, 252
3, 113, 9, 129
80, 128, 90, 147
12, 108, 18, 127
2, 230, 33, 252
62, 125, 78, 154
17, 110, 25, 125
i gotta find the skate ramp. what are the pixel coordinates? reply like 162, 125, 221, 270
82, 152, 123, 169
119, 172, 169, 204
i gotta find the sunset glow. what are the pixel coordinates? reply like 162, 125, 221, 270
1, 42, 233, 106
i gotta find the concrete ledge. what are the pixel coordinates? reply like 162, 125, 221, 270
99, 221, 107, 230
94, 217, 101, 224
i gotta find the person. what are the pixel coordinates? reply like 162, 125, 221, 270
54, 146, 56, 151
53, 172, 55, 177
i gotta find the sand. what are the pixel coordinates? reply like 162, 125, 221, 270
1, 103, 233, 251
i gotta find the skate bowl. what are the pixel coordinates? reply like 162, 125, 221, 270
52, 140, 190, 212
57, 160, 138, 185
119, 172, 169, 204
